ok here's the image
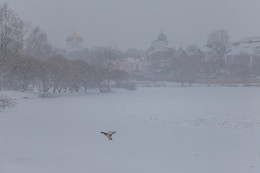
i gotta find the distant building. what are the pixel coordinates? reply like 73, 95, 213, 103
225, 37, 260, 66
150, 31, 169, 51
117, 57, 150, 75
118, 31, 172, 75
66, 32, 83, 51
227, 37, 260, 56
145, 31, 172, 73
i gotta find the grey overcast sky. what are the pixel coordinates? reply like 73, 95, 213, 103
3, 0, 260, 50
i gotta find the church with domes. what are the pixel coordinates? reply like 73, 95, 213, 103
150, 31, 169, 51
66, 32, 83, 51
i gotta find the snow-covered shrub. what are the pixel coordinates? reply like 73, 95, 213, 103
38, 92, 59, 98
0, 95, 15, 110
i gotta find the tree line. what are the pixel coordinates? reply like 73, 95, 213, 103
146, 29, 260, 85
0, 3, 129, 93
1, 3, 259, 92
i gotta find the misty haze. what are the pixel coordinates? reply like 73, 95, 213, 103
0, 1, 260, 173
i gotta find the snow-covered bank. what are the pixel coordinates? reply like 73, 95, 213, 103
0, 87, 259, 173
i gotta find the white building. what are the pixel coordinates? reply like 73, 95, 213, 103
150, 32, 169, 51
228, 37, 260, 56
226, 37, 260, 66
66, 32, 83, 51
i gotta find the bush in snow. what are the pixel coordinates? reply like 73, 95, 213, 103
38, 92, 59, 98
0, 95, 15, 111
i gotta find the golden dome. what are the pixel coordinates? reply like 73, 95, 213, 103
71, 32, 78, 38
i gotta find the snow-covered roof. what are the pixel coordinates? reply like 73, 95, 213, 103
227, 36, 260, 56
235, 36, 260, 44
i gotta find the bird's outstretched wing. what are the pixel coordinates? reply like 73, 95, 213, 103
100, 132, 106, 135
107, 131, 116, 136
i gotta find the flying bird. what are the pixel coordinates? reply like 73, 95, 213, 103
100, 131, 116, 140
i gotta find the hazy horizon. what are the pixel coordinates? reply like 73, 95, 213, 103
3, 0, 260, 51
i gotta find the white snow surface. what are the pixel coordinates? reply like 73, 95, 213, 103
0, 87, 260, 173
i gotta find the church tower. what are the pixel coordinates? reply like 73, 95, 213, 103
66, 32, 83, 51
151, 31, 169, 51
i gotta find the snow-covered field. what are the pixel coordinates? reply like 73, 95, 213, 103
0, 87, 260, 173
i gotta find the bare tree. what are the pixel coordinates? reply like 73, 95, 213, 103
36, 60, 53, 92
90, 46, 122, 92
206, 30, 230, 73
175, 47, 202, 87
251, 55, 260, 77
24, 26, 53, 60
7, 56, 38, 91
110, 69, 129, 87
176, 50, 193, 86
47, 55, 70, 93
66, 59, 90, 92
226, 53, 251, 83
0, 3, 25, 89
186, 44, 204, 75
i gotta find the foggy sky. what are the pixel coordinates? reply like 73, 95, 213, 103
3, 0, 260, 51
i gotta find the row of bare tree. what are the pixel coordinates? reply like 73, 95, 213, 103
0, 3, 129, 92
148, 29, 260, 84
2, 53, 129, 92
1, 2, 259, 91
